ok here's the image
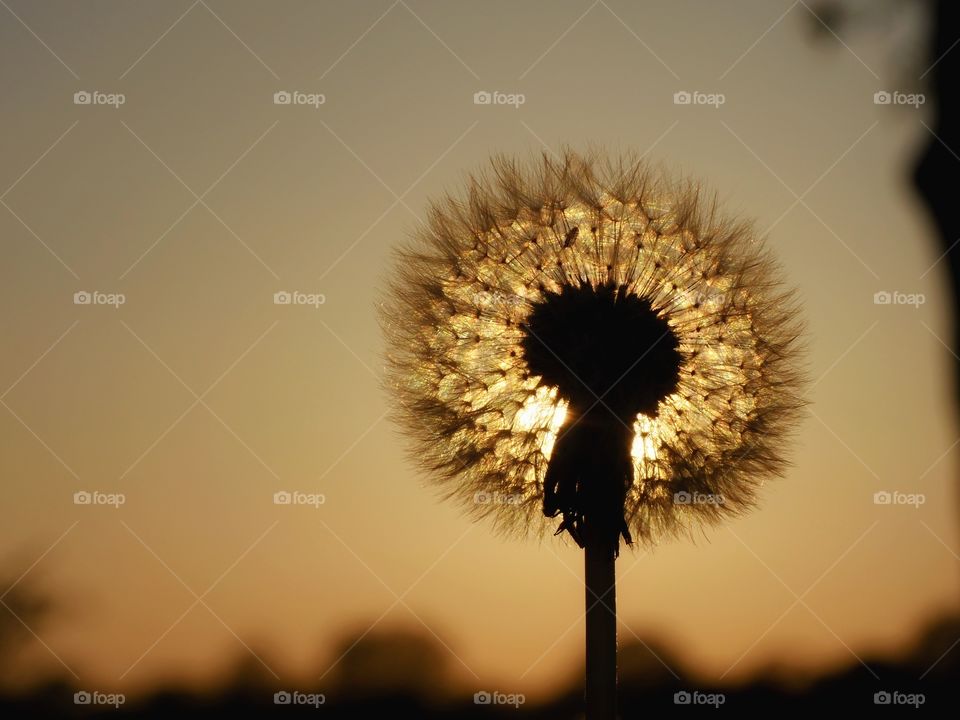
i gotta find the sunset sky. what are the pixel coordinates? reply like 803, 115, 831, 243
1, 0, 957, 702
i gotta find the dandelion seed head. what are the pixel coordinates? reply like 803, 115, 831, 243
382, 149, 806, 546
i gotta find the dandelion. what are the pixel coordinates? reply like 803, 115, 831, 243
381, 149, 805, 719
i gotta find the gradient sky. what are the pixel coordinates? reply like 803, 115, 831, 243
1, 0, 958, 702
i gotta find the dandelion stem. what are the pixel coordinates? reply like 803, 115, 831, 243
585, 537, 617, 720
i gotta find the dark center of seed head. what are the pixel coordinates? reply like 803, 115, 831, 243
521, 282, 683, 422
521, 282, 683, 551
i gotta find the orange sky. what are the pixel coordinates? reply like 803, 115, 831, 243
1, 0, 957, 702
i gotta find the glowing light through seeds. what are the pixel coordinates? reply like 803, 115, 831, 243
382, 150, 806, 544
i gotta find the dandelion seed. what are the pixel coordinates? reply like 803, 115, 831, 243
381, 149, 806, 719
382, 149, 805, 549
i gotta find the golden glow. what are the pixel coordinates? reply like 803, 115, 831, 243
631, 415, 659, 463
385, 150, 804, 546
513, 386, 568, 458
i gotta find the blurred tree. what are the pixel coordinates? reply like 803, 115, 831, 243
329, 626, 450, 700
810, 0, 960, 593
0, 572, 56, 672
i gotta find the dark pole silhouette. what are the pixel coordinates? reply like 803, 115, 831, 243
913, 0, 960, 387
524, 281, 684, 720
913, 3, 960, 576
812, 0, 960, 576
